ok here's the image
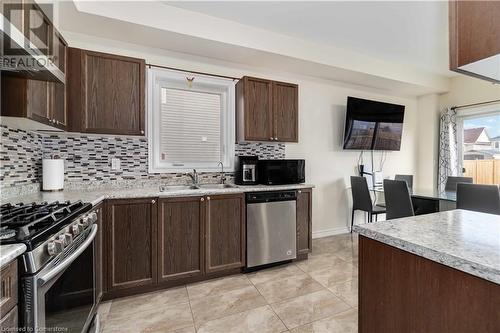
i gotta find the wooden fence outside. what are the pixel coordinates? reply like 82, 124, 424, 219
463, 159, 500, 185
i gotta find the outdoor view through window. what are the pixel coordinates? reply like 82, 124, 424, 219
462, 113, 500, 185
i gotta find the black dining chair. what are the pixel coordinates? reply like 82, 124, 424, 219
445, 176, 473, 192
395, 174, 413, 190
350, 176, 386, 231
383, 179, 415, 220
456, 183, 500, 215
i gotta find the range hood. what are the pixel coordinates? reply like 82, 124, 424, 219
1, 13, 65, 83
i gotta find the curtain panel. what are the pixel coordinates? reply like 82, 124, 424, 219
438, 107, 459, 192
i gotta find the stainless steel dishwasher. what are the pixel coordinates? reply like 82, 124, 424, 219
246, 191, 297, 268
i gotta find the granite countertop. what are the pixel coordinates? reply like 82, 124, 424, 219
353, 209, 500, 284
0, 244, 27, 268
2, 183, 315, 207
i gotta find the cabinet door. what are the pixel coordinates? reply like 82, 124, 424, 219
26, 79, 50, 122
450, 1, 500, 68
205, 194, 245, 273
158, 197, 204, 283
0, 261, 17, 318
49, 82, 67, 129
0, 306, 18, 331
273, 81, 298, 142
243, 77, 273, 141
296, 189, 312, 256
105, 198, 157, 292
82, 51, 145, 135
93, 204, 103, 301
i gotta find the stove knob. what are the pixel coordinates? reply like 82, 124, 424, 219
71, 223, 84, 236
81, 217, 90, 227
47, 240, 64, 256
58, 233, 73, 247
90, 212, 98, 222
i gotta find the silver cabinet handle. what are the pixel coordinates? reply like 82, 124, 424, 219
269, 137, 273, 140
274, 137, 278, 140
151, 199, 156, 204
201, 198, 204, 202
207, 196, 210, 201
298, 190, 302, 194
140, 130, 145, 135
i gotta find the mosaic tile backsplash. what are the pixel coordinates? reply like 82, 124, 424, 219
1, 124, 285, 194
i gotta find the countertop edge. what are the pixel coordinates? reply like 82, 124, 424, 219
0, 244, 27, 269
353, 225, 499, 285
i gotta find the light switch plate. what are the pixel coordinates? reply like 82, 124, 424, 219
111, 158, 121, 170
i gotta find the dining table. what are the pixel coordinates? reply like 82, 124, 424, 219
373, 187, 457, 214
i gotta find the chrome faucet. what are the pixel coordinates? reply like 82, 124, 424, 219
187, 169, 199, 186
218, 161, 226, 184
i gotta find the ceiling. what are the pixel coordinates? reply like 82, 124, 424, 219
166, 1, 450, 76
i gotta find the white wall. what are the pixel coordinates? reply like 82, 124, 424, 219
64, 32, 420, 236
439, 75, 500, 108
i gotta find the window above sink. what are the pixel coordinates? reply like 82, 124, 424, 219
148, 68, 235, 173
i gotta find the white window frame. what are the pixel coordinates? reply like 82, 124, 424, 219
147, 68, 235, 173
456, 103, 500, 174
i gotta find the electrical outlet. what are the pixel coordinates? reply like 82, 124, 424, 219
111, 158, 121, 170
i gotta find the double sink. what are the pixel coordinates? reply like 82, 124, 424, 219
159, 183, 237, 192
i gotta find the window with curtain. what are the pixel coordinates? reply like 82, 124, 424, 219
148, 68, 235, 172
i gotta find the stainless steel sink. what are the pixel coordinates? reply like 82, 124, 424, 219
159, 185, 199, 192
196, 184, 236, 189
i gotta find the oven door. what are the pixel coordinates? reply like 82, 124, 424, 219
33, 224, 98, 333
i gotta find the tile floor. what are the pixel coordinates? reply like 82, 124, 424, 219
99, 233, 359, 333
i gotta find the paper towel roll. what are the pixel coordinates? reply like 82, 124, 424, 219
42, 159, 64, 191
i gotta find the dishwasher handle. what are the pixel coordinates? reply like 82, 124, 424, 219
246, 190, 297, 203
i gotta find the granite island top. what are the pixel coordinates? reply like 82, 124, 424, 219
1, 183, 315, 207
0, 244, 27, 268
353, 209, 500, 284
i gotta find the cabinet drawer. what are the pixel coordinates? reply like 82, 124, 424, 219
0, 261, 18, 318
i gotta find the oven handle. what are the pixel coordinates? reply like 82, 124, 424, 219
38, 224, 98, 287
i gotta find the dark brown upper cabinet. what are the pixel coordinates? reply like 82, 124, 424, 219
158, 197, 205, 283
205, 194, 246, 273
449, 1, 500, 83
296, 188, 312, 257
67, 48, 145, 135
1, 76, 67, 130
104, 198, 157, 297
236, 76, 299, 143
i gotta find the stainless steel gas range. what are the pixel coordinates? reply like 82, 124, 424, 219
0, 201, 99, 333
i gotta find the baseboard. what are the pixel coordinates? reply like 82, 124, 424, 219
312, 226, 349, 239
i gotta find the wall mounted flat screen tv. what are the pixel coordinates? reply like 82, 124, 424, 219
343, 97, 405, 151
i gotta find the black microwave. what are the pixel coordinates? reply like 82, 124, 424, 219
258, 159, 305, 185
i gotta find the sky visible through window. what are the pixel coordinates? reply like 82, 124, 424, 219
464, 113, 500, 138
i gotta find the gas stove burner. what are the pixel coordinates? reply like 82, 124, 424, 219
0, 200, 92, 250
0, 227, 15, 240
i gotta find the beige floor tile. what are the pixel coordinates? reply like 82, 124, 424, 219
187, 274, 252, 300
247, 264, 303, 285
108, 287, 188, 317
308, 261, 357, 288
328, 279, 358, 307
190, 285, 267, 327
333, 246, 358, 264
295, 254, 348, 273
271, 290, 351, 330
103, 301, 194, 333
254, 273, 324, 304
289, 308, 358, 333
97, 301, 112, 322
197, 305, 287, 333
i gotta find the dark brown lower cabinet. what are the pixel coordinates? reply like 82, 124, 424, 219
359, 236, 500, 333
296, 188, 312, 257
104, 198, 157, 297
158, 197, 205, 283
205, 194, 246, 273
